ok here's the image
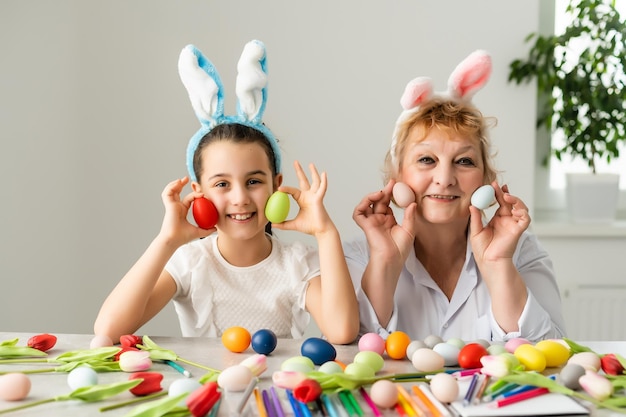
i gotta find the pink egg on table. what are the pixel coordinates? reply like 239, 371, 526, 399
504, 337, 530, 353
369, 380, 399, 408
358, 333, 385, 355
0, 373, 31, 401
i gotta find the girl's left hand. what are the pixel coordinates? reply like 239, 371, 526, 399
469, 182, 531, 264
271, 161, 334, 236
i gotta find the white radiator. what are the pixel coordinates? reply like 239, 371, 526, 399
562, 285, 626, 341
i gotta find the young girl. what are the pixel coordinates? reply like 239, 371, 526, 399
94, 40, 359, 345
344, 50, 566, 342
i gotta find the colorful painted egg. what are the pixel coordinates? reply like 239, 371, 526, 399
251, 329, 277, 355
192, 197, 218, 229
301, 337, 337, 366
265, 191, 290, 223
221, 326, 251, 353
358, 333, 386, 355
353, 351, 385, 373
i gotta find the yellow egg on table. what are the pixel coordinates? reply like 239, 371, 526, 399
535, 340, 570, 367
514, 344, 546, 372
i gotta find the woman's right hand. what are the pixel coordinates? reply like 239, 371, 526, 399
352, 180, 416, 263
158, 177, 215, 247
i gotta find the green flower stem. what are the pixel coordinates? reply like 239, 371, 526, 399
0, 358, 51, 364
99, 391, 167, 412
176, 356, 221, 373
0, 398, 55, 414
0, 368, 56, 375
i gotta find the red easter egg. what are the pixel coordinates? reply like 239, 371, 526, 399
192, 197, 218, 229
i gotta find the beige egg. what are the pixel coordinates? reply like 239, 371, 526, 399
217, 364, 253, 391
392, 182, 415, 208
0, 373, 31, 401
567, 351, 601, 371
369, 380, 398, 408
411, 348, 445, 372
429, 373, 459, 403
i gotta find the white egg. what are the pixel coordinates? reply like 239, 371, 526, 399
67, 366, 98, 390
392, 182, 415, 208
0, 373, 31, 401
217, 364, 253, 391
432, 343, 460, 367
429, 373, 459, 403
168, 378, 202, 406
470, 185, 495, 210
406, 340, 428, 360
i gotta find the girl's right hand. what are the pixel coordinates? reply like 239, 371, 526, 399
352, 180, 416, 263
158, 177, 215, 247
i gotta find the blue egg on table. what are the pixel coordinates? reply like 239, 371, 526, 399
300, 337, 337, 365
251, 329, 278, 355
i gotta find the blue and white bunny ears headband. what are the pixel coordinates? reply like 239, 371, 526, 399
178, 40, 281, 182
389, 50, 492, 168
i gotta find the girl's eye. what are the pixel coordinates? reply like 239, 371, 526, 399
215, 181, 228, 188
247, 178, 262, 186
456, 157, 476, 166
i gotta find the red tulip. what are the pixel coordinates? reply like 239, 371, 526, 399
186, 381, 221, 417
293, 379, 322, 403
600, 353, 625, 376
129, 372, 164, 396
120, 334, 143, 348
27, 333, 57, 352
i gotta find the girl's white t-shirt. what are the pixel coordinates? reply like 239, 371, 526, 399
166, 233, 320, 338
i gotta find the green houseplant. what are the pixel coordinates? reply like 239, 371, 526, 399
508, 0, 626, 222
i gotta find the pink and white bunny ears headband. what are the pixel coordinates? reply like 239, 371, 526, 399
178, 40, 281, 182
389, 50, 492, 167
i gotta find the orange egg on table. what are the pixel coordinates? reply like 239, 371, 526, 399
221, 327, 251, 353
385, 331, 411, 360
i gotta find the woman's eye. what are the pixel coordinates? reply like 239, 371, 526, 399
457, 157, 476, 166
418, 156, 435, 164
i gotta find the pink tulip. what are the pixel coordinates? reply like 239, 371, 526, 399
119, 350, 153, 372
579, 370, 613, 401
271, 371, 308, 389
480, 353, 520, 378
240, 354, 267, 377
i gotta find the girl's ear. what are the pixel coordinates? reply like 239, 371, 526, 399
191, 181, 203, 193
273, 173, 283, 191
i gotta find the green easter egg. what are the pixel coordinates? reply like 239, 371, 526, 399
265, 191, 290, 223
344, 362, 375, 379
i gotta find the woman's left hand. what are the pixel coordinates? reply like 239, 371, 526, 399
271, 160, 334, 236
469, 182, 531, 264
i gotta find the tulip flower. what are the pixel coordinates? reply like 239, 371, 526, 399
579, 370, 614, 401
27, 334, 57, 352
129, 372, 164, 396
121, 335, 143, 348
600, 353, 625, 376
115, 346, 139, 362
119, 351, 152, 372
186, 381, 221, 417
272, 371, 308, 389
480, 353, 520, 378
293, 379, 322, 403
240, 354, 267, 377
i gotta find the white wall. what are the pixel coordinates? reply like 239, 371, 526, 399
0, 1, 538, 337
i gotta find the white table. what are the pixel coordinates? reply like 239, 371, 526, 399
0, 333, 623, 416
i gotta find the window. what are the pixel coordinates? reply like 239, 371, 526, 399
535, 0, 626, 217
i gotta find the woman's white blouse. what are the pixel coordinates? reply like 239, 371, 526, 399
343, 231, 567, 342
